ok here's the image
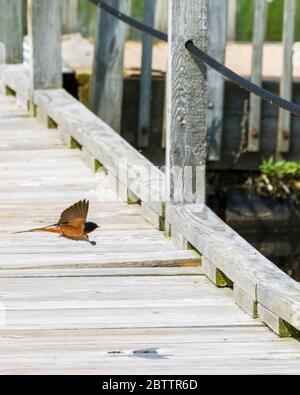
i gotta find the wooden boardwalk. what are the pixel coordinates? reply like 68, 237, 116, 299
1, 92, 300, 374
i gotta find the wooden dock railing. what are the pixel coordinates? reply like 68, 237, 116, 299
1, 0, 300, 166
1, 0, 300, 339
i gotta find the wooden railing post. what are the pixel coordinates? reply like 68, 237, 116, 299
27, 0, 62, 90
90, 0, 131, 134
0, 0, 23, 64
166, 0, 208, 204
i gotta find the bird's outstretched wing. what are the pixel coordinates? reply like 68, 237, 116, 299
58, 199, 89, 229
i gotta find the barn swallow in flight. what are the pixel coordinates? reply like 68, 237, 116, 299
14, 200, 99, 245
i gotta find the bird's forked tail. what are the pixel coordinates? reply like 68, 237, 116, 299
13, 224, 60, 234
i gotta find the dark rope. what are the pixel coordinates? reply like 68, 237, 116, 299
186, 41, 300, 117
89, 0, 168, 42
90, 0, 300, 117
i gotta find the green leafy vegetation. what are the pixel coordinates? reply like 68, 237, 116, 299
131, 0, 144, 20
208, 159, 300, 202
250, 158, 300, 200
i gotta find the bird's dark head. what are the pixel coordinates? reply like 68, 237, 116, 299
84, 222, 100, 233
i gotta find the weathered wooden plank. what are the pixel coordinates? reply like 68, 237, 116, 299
276, 0, 296, 153
227, 0, 237, 41
161, 69, 167, 149
137, 0, 155, 148
0, 250, 199, 270
0, 333, 297, 355
166, 0, 208, 204
90, 0, 131, 133
154, 0, 168, 33
2, 350, 300, 375
0, 149, 81, 162
248, 0, 268, 152
0, 266, 203, 278
0, 0, 23, 64
0, 326, 286, 346
61, 0, 78, 34
0, 276, 229, 303
27, 0, 62, 90
1, 303, 259, 331
207, 0, 227, 161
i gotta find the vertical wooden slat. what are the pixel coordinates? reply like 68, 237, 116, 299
156, 0, 169, 149
0, 0, 23, 64
166, 0, 208, 204
161, 70, 167, 149
22, 0, 28, 36
61, 0, 78, 34
90, 0, 131, 133
137, 0, 156, 148
155, 0, 168, 33
227, 0, 237, 41
248, 0, 268, 152
27, 0, 62, 90
207, 0, 227, 161
277, 0, 296, 154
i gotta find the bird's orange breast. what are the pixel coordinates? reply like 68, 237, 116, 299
59, 223, 85, 238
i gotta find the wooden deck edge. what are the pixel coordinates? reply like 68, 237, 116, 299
166, 203, 300, 337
